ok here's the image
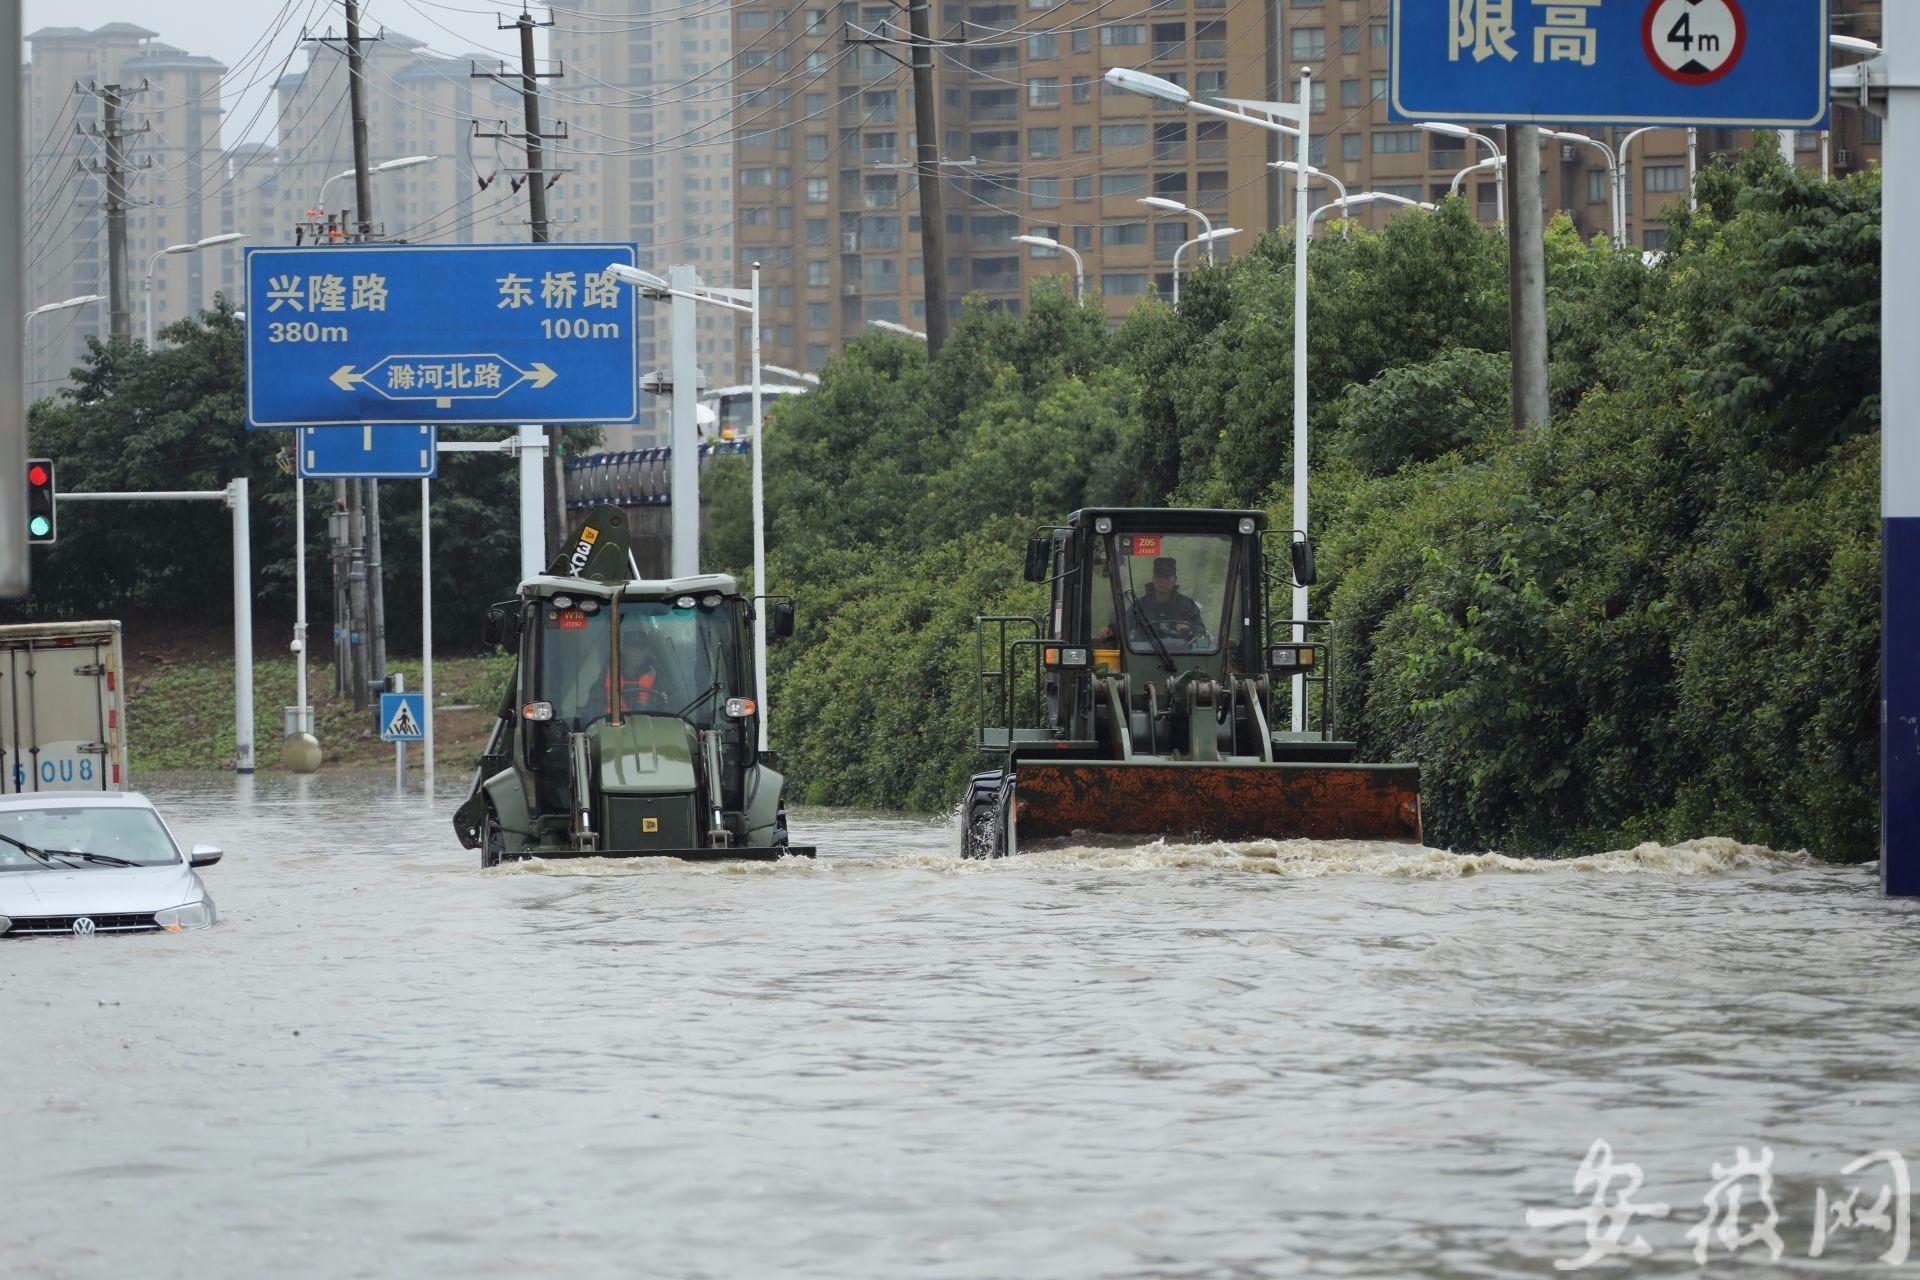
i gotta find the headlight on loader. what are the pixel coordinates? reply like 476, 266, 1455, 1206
1268, 644, 1317, 670
1043, 646, 1091, 670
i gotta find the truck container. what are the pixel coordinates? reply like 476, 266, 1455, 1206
0, 620, 128, 793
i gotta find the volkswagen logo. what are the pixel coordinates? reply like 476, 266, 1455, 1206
70, 917, 97, 937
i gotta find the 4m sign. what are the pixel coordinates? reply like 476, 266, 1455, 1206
1644, 0, 1744, 86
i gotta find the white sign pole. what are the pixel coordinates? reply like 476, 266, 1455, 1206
1882, 10, 1918, 896
421, 475, 435, 799
750, 261, 769, 754
228, 478, 254, 773
294, 474, 308, 715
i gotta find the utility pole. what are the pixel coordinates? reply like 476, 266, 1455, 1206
82, 84, 148, 344
345, 0, 386, 697
906, 0, 949, 353
1504, 126, 1550, 434
847, 4, 951, 354
481, 8, 568, 554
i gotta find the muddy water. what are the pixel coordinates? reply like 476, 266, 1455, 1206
3, 773, 1917, 1278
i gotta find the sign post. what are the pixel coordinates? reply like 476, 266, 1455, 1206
244, 243, 642, 430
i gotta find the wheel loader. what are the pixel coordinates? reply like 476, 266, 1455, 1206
961, 508, 1421, 856
453, 505, 813, 865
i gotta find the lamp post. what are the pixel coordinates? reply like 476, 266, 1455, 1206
1271, 160, 1351, 234
23, 295, 103, 409
1541, 129, 1622, 245
314, 154, 437, 229
1107, 63, 1313, 728
143, 232, 248, 346
1417, 122, 1504, 214
1169, 227, 1239, 307
1011, 234, 1085, 301
868, 318, 929, 341
1451, 154, 1506, 199
607, 260, 769, 748
1139, 196, 1214, 263
1613, 128, 1665, 246
1829, 35, 1883, 180
1306, 192, 1434, 235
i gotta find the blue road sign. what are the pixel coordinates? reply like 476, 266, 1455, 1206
298, 425, 438, 479
244, 243, 640, 429
379, 691, 426, 742
1389, 0, 1829, 128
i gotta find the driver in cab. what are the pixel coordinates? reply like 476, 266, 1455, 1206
1131, 556, 1207, 646
618, 629, 680, 713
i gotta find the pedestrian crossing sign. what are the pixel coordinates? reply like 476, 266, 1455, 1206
379, 691, 426, 742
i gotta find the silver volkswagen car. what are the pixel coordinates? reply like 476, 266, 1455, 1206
0, 792, 220, 937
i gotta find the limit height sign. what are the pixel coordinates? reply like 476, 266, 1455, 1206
1388, 0, 1829, 128
243, 243, 641, 428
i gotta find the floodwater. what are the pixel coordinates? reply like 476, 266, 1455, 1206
4, 773, 1918, 1279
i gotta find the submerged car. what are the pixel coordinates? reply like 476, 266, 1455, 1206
0, 792, 221, 937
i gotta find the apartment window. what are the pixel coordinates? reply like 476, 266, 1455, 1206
1028, 77, 1060, 107
863, 214, 902, 247
971, 88, 1019, 119
1586, 169, 1608, 204
1373, 129, 1422, 154
807, 219, 829, 245
867, 299, 901, 322
777, 285, 795, 308
863, 90, 897, 120
1290, 27, 1324, 59
971, 214, 1019, 240
1029, 126, 1060, 158
1101, 221, 1147, 246
1152, 22, 1185, 57
1644, 227, 1669, 251
806, 92, 828, 116
806, 9, 828, 32
1195, 21, 1225, 57
805, 301, 831, 328
1072, 225, 1094, 250
1196, 120, 1227, 158
778, 324, 795, 346
806, 50, 829, 72
1338, 24, 1360, 54
741, 167, 773, 186
741, 10, 772, 27
1153, 171, 1187, 196
1644, 165, 1686, 193
1027, 33, 1057, 58
1026, 225, 1061, 255
1030, 177, 1060, 207
1073, 176, 1093, 201
1073, 125, 1092, 152
1292, 0, 1322, 6
1101, 24, 1145, 45
807, 260, 830, 285
1196, 169, 1228, 207
866, 130, 899, 159
1370, 74, 1387, 100
1101, 172, 1148, 196
740, 51, 770, 68
1154, 121, 1186, 160
1309, 137, 1326, 166
1153, 219, 1189, 254
1341, 133, 1362, 161
1101, 123, 1149, 148
1073, 79, 1092, 104
970, 130, 1018, 161
1197, 70, 1227, 96
806, 133, 829, 159
1341, 78, 1361, 108
1072, 29, 1091, 53
806, 177, 830, 202
1102, 273, 1148, 295
1372, 22, 1389, 46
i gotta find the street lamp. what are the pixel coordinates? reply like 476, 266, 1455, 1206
607, 259, 771, 749
315, 154, 438, 225
1271, 160, 1351, 235
868, 318, 929, 341
1416, 122, 1504, 214
763, 363, 819, 387
1111, 64, 1317, 729
1306, 192, 1434, 235
1540, 129, 1622, 245
1828, 35, 1883, 179
23, 295, 102, 409
1139, 196, 1215, 263
144, 232, 248, 345
1451, 153, 1506, 199
1169, 227, 1239, 307
1012, 234, 1085, 301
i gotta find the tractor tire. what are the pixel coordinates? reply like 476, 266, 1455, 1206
961, 772, 1009, 860
479, 807, 506, 869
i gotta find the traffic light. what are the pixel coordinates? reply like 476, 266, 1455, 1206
26, 459, 55, 545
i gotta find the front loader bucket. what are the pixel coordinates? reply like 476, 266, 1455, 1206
1010, 759, 1422, 848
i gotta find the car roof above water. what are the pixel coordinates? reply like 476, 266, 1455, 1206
0, 790, 155, 812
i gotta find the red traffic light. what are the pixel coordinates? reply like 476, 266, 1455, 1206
26, 464, 48, 487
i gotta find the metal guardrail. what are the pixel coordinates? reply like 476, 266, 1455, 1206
565, 440, 751, 509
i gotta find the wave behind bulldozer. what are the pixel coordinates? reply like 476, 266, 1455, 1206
960, 508, 1421, 857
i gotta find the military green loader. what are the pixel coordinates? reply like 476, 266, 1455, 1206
961, 508, 1422, 857
454, 505, 812, 865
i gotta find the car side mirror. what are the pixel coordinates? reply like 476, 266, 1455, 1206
189, 844, 223, 868
1023, 537, 1051, 583
481, 601, 521, 650
1290, 538, 1318, 587
772, 601, 796, 640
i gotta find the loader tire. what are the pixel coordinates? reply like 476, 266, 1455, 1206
961, 773, 1009, 860
479, 807, 506, 869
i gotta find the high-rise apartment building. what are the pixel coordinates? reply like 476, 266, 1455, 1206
552, 1, 736, 450
731, 1, 1883, 375
23, 24, 229, 399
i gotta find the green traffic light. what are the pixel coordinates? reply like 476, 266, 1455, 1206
28, 516, 50, 537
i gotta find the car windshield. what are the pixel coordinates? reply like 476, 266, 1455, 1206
0, 805, 179, 869
534, 596, 739, 730
1112, 532, 1234, 656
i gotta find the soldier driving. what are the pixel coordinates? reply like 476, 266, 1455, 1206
1130, 555, 1208, 645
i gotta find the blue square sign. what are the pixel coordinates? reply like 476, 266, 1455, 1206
379, 692, 426, 742
245, 242, 640, 429
1389, 0, 1830, 129
299, 425, 437, 479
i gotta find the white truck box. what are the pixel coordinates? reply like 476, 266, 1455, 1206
0, 620, 128, 792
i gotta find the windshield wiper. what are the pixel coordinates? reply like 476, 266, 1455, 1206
0, 830, 57, 868
675, 683, 721, 721
1127, 594, 1179, 674
42, 849, 141, 868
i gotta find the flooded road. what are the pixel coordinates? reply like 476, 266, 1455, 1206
4, 773, 1917, 1278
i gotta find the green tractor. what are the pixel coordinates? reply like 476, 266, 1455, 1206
961, 507, 1422, 857
453, 505, 811, 865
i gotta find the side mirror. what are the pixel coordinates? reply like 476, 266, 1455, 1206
1023, 536, 1051, 583
1290, 538, 1318, 587
772, 601, 796, 640
481, 601, 521, 651
189, 844, 223, 868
